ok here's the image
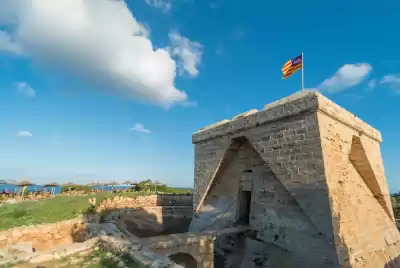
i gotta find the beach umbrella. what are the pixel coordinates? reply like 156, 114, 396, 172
63, 182, 76, 187
43, 182, 59, 195
44, 182, 59, 187
17, 180, 33, 186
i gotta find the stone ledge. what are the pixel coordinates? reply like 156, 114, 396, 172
192, 90, 382, 143
141, 233, 216, 250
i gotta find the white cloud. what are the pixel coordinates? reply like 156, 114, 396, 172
169, 32, 203, 77
129, 124, 151, 134
0, 0, 194, 108
368, 79, 377, 90
0, 30, 23, 54
318, 63, 372, 93
380, 75, 400, 94
16, 131, 33, 138
144, 0, 171, 13
16, 82, 35, 98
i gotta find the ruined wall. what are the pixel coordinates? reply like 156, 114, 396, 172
96, 194, 193, 212
106, 207, 193, 237
0, 215, 99, 251
98, 195, 193, 238
191, 91, 400, 268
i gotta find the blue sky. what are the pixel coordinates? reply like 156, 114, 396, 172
0, 0, 399, 191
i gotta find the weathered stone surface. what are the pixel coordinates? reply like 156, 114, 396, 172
141, 233, 215, 268
96, 194, 192, 212
0, 216, 97, 251
191, 90, 400, 268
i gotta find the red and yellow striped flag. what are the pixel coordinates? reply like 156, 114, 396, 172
282, 54, 303, 79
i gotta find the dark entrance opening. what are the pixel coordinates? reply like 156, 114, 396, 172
237, 190, 251, 225
169, 253, 197, 268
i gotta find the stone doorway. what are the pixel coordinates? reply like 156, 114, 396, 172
237, 190, 252, 225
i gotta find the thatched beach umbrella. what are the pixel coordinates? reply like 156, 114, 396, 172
17, 180, 33, 186
63, 182, 76, 187
44, 182, 59, 187
44, 182, 59, 196
87, 182, 101, 186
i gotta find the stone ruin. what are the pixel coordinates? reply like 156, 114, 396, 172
0, 195, 206, 267
190, 90, 400, 268
1, 91, 399, 268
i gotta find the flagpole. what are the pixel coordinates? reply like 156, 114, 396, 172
301, 52, 304, 92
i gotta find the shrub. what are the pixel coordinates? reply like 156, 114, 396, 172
61, 185, 92, 193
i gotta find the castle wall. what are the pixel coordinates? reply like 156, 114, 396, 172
317, 109, 400, 268
191, 91, 400, 268
191, 109, 340, 267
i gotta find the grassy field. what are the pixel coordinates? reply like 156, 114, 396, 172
0, 189, 190, 230
6, 248, 144, 268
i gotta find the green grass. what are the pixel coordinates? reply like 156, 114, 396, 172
0, 189, 192, 230
162, 187, 192, 194
0, 249, 145, 268
84, 250, 144, 268
0, 192, 150, 230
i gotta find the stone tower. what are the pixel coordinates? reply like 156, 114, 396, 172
190, 91, 400, 268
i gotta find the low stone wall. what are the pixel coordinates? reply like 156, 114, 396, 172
96, 194, 193, 212
104, 206, 193, 238
0, 214, 99, 251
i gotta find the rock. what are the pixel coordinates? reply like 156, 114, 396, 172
99, 230, 107, 236
29, 253, 54, 263
0, 248, 9, 258
53, 233, 63, 240
117, 260, 125, 267
12, 252, 38, 263
61, 243, 92, 256
106, 252, 113, 257
0, 258, 12, 266
70, 257, 81, 264
78, 249, 93, 256
92, 257, 101, 262
4, 199, 18, 204
112, 255, 120, 262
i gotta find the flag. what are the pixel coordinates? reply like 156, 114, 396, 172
282, 54, 303, 79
